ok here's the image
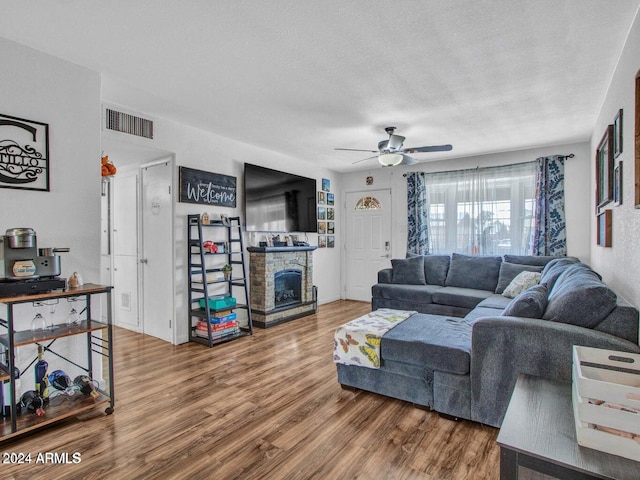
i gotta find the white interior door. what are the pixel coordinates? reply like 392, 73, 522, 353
140, 159, 174, 343
112, 172, 140, 330
345, 189, 392, 302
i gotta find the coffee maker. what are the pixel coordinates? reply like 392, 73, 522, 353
0, 228, 68, 296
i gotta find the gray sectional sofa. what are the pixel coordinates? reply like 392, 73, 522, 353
336, 253, 640, 427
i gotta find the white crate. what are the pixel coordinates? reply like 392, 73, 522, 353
572, 345, 640, 461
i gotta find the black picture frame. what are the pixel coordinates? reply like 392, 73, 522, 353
613, 109, 623, 158
596, 125, 614, 209
614, 161, 623, 206
0, 113, 50, 192
178, 166, 236, 207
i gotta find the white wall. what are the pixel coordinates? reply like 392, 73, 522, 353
101, 102, 342, 344
341, 142, 591, 262
0, 38, 101, 285
0, 38, 102, 391
590, 9, 640, 309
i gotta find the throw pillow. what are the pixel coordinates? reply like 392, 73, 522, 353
502, 271, 541, 298
391, 256, 426, 285
543, 271, 616, 328
540, 257, 580, 291
502, 283, 549, 318
503, 255, 578, 267
406, 253, 450, 286
423, 255, 451, 286
495, 262, 543, 294
444, 253, 501, 291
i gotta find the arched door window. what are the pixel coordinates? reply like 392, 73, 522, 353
354, 196, 382, 210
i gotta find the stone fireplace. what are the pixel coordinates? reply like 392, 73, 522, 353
248, 246, 317, 328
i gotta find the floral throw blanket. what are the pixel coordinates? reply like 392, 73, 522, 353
333, 309, 417, 369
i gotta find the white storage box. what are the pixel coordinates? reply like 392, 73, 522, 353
572, 345, 640, 461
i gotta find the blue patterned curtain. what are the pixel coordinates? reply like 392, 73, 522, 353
532, 156, 567, 256
406, 172, 430, 255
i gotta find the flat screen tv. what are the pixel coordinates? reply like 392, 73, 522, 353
244, 163, 317, 232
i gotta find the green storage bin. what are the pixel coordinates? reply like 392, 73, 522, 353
199, 296, 236, 310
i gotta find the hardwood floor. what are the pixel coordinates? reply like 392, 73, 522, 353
1, 300, 499, 480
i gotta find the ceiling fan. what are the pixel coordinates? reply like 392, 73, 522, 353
335, 126, 453, 166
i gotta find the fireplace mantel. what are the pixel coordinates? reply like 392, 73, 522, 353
247, 246, 317, 253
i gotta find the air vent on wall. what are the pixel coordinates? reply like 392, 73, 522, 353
105, 108, 154, 139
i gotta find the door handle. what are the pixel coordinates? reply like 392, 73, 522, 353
380, 254, 390, 258
139, 258, 148, 264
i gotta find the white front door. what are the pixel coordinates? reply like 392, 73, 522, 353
140, 159, 174, 343
344, 189, 392, 302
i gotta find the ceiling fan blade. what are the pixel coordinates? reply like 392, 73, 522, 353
403, 144, 453, 154
335, 148, 379, 153
400, 155, 418, 166
351, 155, 378, 165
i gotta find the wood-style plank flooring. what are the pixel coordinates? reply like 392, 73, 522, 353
2, 300, 499, 480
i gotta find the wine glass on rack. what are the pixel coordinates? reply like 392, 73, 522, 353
45, 299, 59, 330
31, 312, 47, 332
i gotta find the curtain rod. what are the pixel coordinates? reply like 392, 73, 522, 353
403, 153, 575, 177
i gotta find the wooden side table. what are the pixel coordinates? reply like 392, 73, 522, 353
497, 375, 640, 480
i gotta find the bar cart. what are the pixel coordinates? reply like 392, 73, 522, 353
0, 283, 114, 441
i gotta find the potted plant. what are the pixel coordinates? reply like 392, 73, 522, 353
222, 264, 232, 281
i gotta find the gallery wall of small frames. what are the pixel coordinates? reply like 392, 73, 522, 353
317, 178, 335, 248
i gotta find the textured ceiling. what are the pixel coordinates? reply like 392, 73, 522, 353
1, 1, 639, 171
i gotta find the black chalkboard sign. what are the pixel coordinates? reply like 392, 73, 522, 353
179, 166, 236, 207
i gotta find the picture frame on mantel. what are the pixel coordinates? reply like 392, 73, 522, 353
596, 124, 614, 209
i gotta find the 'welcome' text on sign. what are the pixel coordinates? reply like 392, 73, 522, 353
179, 167, 236, 207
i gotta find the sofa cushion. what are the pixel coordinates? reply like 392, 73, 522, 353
540, 257, 580, 291
495, 262, 543, 294
407, 254, 450, 286
502, 271, 542, 298
432, 286, 495, 310
371, 283, 443, 304
549, 263, 602, 293
502, 283, 549, 318
424, 255, 451, 286
543, 267, 617, 328
391, 256, 426, 285
503, 255, 577, 267
382, 314, 472, 375
445, 253, 502, 291
477, 294, 513, 310
464, 306, 505, 323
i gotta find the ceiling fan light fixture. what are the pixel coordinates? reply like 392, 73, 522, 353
378, 153, 403, 166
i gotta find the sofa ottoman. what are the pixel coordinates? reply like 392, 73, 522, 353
336, 313, 475, 412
